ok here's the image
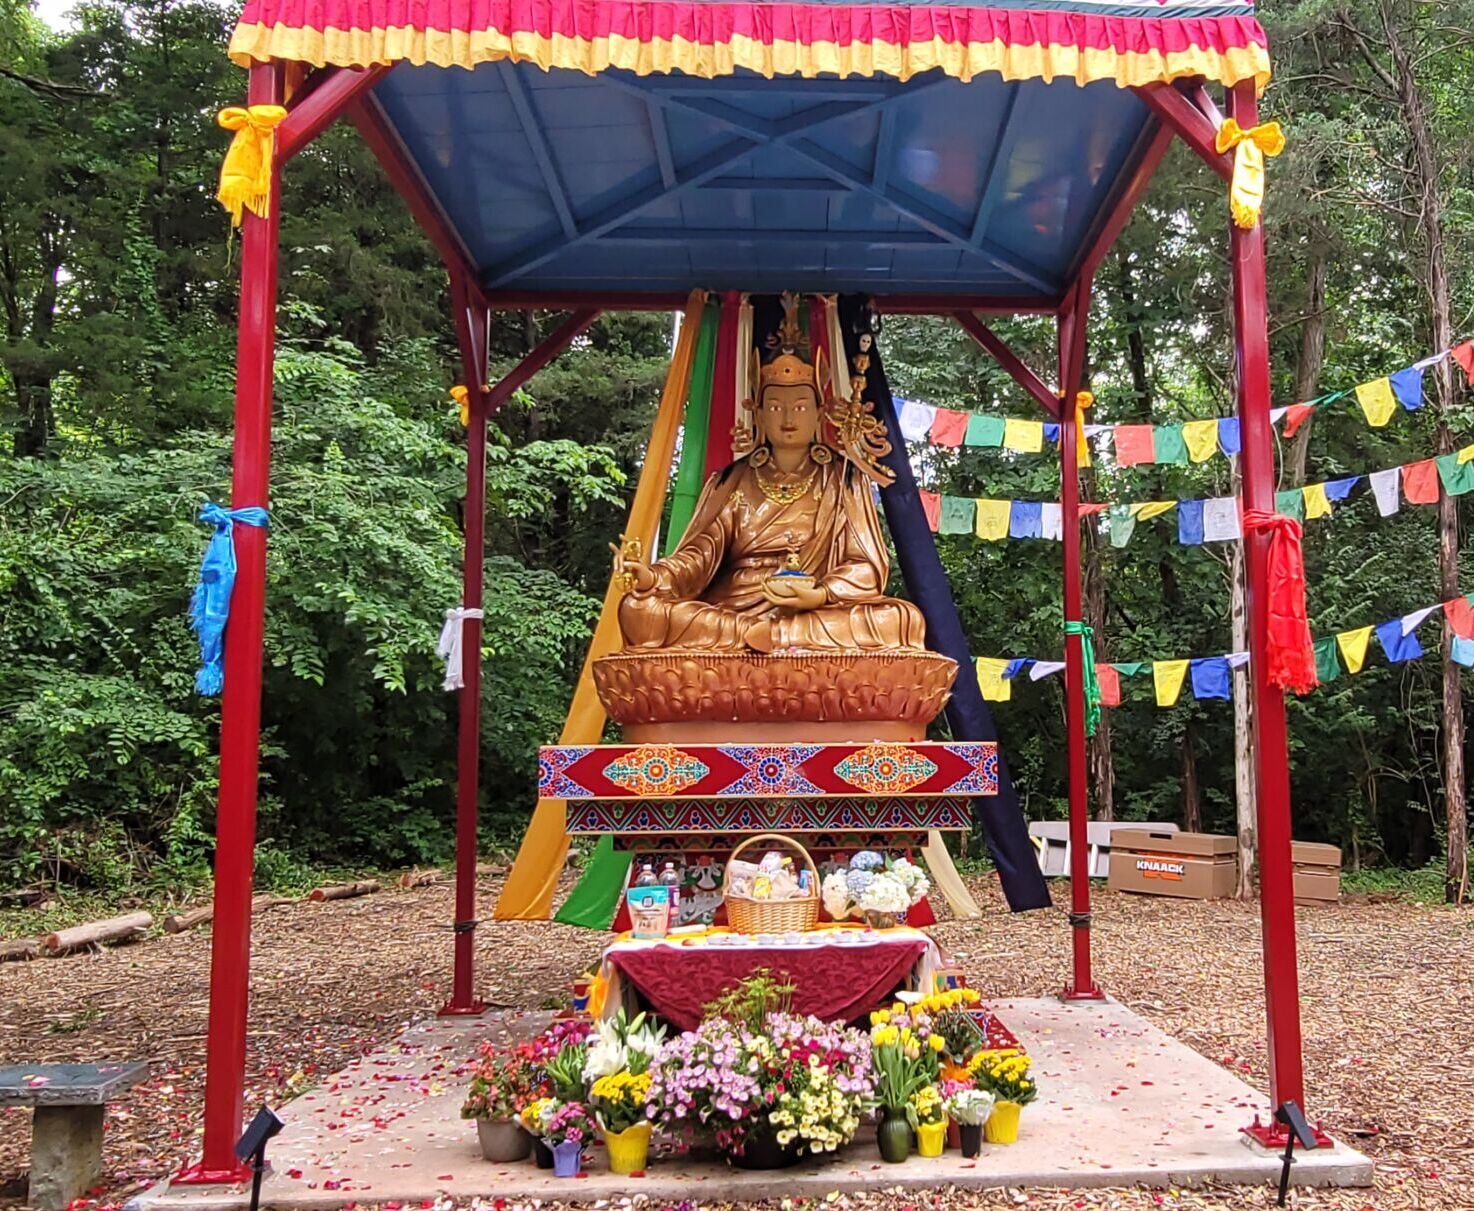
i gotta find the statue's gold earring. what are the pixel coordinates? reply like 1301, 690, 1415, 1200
809, 439, 833, 464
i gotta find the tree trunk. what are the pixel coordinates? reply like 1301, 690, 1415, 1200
1115, 246, 1152, 413
1285, 240, 1327, 487
43, 913, 153, 955
308, 879, 382, 902
1380, 3, 1466, 903
1230, 508, 1256, 898
1182, 717, 1202, 834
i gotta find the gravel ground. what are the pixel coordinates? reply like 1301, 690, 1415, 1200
1, 869, 1470, 1211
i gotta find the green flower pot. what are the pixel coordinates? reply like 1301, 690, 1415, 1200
876, 1107, 913, 1163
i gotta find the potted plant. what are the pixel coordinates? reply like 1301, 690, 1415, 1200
543, 1101, 598, 1177
589, 1070, 653, 1174
944, 1087, 995, 1158
583, 1008, 666, 1083
517, 1096, 559, 1168
909, 1084, 948, 1157
869, 1004, 940, 1162
460, 1041, 545, 1162
971, 1049, 1037, 1145
916, 987, 986, 1081
544, 1041, 591, 1103
647, 975, 874, 1169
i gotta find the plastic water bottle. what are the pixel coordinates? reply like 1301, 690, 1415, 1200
634, 862, 657, 887
660, 861, 682, 920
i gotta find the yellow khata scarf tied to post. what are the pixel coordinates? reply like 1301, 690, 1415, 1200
216, 105, 288, 226
1214, 117, 1285, 230
1073, 391, 1093, 468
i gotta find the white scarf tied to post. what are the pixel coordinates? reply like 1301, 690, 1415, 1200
437, 606, 484, 691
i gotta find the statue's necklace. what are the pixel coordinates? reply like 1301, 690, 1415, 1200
755, 463, 816, 505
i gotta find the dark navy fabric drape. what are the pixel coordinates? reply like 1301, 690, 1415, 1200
840, 297, 1051, 912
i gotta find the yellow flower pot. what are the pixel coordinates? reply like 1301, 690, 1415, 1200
983, 1100, 1022, 1145
916, 1119, 948, 1158
603, 1121, 652, 1174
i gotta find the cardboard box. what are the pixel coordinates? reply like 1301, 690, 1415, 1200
1108, 829, 1238, 900
1292, 841, 1342, 905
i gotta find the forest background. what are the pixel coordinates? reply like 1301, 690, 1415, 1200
2, 0, 1471, 904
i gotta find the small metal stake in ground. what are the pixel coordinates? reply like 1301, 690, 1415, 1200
236, 1105, 283, 1211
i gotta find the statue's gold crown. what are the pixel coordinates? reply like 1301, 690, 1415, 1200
757, 292, 818, 390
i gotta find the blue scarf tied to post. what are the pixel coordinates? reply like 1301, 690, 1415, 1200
190, 502, 269, 695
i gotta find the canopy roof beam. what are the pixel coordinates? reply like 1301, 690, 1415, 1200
1133, 83, 1232, 180
277, 65, 390, 163
500, 62, 578, 240
952, 311, 1061, 420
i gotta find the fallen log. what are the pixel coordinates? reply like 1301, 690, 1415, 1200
0, 937, 40, 962
43, 912, 153, 955
308, 879, 381, 903
163, 894, 293, 933
398, 868, 443, 889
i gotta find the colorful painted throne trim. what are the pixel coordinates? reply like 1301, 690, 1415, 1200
567, 794, 973, 833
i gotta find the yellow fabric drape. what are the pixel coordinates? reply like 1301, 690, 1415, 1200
1152, 659, 1190, 707
1214, 117, 1284, 230
1182, 419, 1219, 463
976, 656, 1014, 702
1355, 378, 1398, 428
1302, 481, 1332, 520
493, 290, 707, 921
1002, 417, 1044, 454
1131, 501, 1177, 522
1336, 626, 1373, 675
974, 498, 1011, 541
216, 104, 288, 226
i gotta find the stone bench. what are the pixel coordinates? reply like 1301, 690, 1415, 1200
0, 1061, 148, 1211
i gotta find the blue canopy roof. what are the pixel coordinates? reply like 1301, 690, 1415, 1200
371, 61, 1161, 306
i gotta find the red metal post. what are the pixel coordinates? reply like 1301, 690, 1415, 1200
442, 273, 491, 1017
1225, 83, 1318, 1147
177, 61, 285, 1186
1057, 277, 1103, 1001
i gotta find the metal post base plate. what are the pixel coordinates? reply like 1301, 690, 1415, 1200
437, 999, 488, 1017
1241, 1116, 1334, 1151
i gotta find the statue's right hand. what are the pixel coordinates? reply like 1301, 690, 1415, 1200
625, 560, 657, 593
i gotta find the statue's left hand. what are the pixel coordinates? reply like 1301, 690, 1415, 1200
762, 580, 828, 611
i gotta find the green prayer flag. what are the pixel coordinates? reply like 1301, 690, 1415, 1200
964, 414, 1005, 447
1112, 662, 1149, 677
1436, 451, 1474, 497
1275, 488, 1305, 520
1153, 424, 1189, 465
939, 495, 976, 534
1312, 636, 1341, 684
1108, 504, 1137, 548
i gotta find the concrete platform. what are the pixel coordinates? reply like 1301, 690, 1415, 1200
133, 999, 1370, 1209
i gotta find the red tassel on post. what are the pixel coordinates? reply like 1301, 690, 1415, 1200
1242, 509, 1318, 694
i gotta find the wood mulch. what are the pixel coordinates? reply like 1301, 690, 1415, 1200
1, 871, 1470, 1210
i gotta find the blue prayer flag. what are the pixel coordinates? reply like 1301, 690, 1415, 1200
1324, 476, 1361, 501
1002, 658, 1034, 681
1374, 618, 1423, 664
1389, 366, 1424, 410
1452, 635, 1474, 668
1217, 416, 1242, 456
1178, 499, 1205, 545
1189, 657, 1232, 701
1009, 500, 1043, 539
1043, 424, 1060, 443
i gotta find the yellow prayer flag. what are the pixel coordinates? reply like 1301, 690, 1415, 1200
1354, 378, 1398, 428
1458, 444, 1474, 465
1336, 626, 1373, 675
1002, 417, 1044, 454
1152, 659, 1190, 707
976, 657, 1013, 702
1130, 501, 1177, 521
1302, 482, 1332, 520
1182, 419, 1219, 463
974, 498, 1011, 541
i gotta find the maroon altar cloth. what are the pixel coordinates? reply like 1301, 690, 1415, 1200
604, 932, 930, 1031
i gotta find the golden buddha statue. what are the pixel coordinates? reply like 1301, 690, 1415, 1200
614, 295, 925, 654
595, 293, 955, 740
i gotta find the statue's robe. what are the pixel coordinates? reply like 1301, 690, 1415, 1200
619, 457, 925, 651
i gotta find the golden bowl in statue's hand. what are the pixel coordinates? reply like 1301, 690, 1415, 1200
765, 571, 817, 595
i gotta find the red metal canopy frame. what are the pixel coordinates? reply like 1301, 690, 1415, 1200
180, 60, 1316, 1182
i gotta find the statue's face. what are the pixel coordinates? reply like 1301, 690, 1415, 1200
758, 384, 821, 453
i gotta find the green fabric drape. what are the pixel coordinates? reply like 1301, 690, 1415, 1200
553, 836, 634, 929
665, 302, 720, 555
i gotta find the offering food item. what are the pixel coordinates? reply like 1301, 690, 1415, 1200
627, 884, 672, 939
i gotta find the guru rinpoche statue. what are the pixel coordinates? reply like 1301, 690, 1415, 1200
613, 295, 925, 654
595, 293, 955, 740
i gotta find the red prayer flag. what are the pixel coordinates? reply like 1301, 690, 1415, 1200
1242, 510, 1318, 694
1079, 502, 1109, 516
1444, 597, 1474, 640
928, 409, 969, 448
1095, 663, 1121, 707
1452, 341, 1474, 386
1113, 424, 1155, 466
1402, 458, 1441, 505
1282, 403, 1314, 437
920, 490, 942, 532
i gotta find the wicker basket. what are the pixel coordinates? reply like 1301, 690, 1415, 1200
722, 833, 821, 935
